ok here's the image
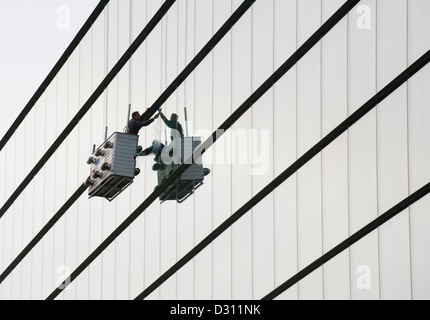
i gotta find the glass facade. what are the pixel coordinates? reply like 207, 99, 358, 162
1, 0, 430, 300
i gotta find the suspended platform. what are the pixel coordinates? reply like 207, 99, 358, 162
84, 132, 209, 203
153, 137, 210, 203
85, 132, 141, 201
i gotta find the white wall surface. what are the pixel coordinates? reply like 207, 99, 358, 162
1, 0, 430, 300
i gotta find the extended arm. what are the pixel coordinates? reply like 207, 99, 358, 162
159, 111, 175, 129
128, 109, 159, 134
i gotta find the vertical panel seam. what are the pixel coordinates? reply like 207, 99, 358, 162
100, 1, 109, 299
272, 0, 276, 294
175, 0, 179, 300
210, 0, 214, 300
192, 0, 196, 300
294, 0, 299, 300
229, 0, 233, 301
75, 31, 81, 301
127, 0, 133, 300
159, 0, 165, 298
143, 0, 148, 296
250, 2, 254, 300
89, 9, 95, 300
346, 5, 352, 301
405, 0, 414, 300
319, 0, 324, 301
375, 0, 382, 300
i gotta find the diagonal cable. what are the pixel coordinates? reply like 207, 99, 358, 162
0, 0, 110, 152
261, 181, 430, 300
48, 0, 361, 300
0, 0, 256, 287
46, 0, 261, 300
134, 48, 430, 299
137, 0, 256, 121
0, 0, 177, 220
0, 183, 88, 284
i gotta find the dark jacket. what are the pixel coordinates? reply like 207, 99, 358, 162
128, 109, 154, 135
160, 112, 184, 141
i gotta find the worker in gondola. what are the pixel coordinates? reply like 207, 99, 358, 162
127, 108, 159, 135
160, 111, 184, 141
136, 110, 184, 159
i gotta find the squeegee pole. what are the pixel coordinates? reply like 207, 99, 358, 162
184, 106, 189, 137
126, 104, 131, 133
